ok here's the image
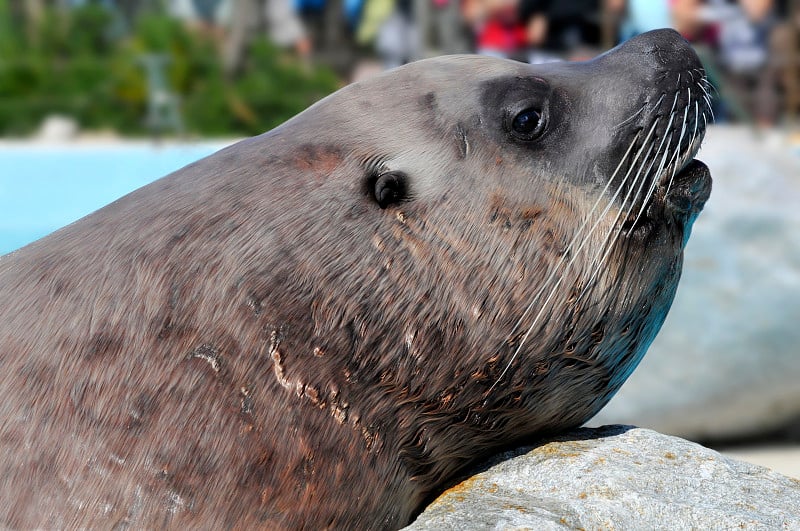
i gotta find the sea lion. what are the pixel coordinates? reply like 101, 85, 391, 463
0, 29, 711, 529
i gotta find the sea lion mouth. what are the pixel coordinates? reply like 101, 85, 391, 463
664, 157, 712, 219
589, 28, 714, 219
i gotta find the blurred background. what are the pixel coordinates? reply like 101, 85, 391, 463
0, 0, 797, 138
1, 0, 799, 478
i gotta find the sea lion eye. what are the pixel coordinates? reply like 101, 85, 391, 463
511, 108, 544, 140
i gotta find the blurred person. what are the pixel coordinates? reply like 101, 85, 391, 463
462, 0, 528, 59
358, 0, 470, 71
358, 0, 419, 68
697, 0, 783, 125
716, 0, 776, 72
294, 0, 361, 76
719, 0, 783, 125
409, 0, 471, 57
672, 0, 717, 42
619, 0, 672, 40
769, 0, 800, 120
223, 0, 312, 77
518, 0, 616, 63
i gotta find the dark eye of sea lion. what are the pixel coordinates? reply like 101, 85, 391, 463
511, 108, 545, 140
373, 171, 408, 208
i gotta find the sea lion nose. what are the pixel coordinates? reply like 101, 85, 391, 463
606, 28, 705, 75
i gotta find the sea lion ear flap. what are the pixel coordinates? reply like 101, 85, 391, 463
374, 171, 408, 209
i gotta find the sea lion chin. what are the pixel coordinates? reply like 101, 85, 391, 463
0, 29, 711, 529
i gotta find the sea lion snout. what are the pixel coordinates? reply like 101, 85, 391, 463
569, 28, 713, 221
602, 28, 705, 77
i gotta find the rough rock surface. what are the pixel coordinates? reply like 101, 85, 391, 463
405, 426, 800, 530
591, 126, 800, 440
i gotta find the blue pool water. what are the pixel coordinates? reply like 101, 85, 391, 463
0, 142, 231, 255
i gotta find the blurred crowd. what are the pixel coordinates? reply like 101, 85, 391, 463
34, 0, 800, 126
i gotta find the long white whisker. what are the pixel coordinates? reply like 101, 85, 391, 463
613, 105, 646, 131
633, 127, 673, 228
629, 91, 678, 226
492, 121, 658, 392
702, 94, 715, 122
587, 77, 708, 298
588, 126, 658, 274
583, 135, 660, 291
699, 75, 719, 97
665, 93, 690, 196
697, 81, 716, 119
585, 151, 654, 284
698, 80, 711, 99
507, 129, 643, 336
491, 73, 710, 394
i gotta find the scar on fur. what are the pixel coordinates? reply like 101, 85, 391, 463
267, 330, 363, 435
240, 386, 254, 415
189, 344, 222, 373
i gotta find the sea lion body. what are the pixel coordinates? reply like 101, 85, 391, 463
0, 30, 711, 528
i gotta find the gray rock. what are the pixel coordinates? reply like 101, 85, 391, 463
591, 126, 800, 440
405, 426, 800, 530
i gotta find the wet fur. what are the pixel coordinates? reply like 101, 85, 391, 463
0, 30, 710, 529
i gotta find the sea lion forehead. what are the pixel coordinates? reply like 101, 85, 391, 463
380, 55, 530, 87
341, 55, 534, 113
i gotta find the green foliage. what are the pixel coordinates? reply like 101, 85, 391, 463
0, 4, 340, 137
179, 38, 340, 136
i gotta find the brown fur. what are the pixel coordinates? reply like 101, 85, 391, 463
0, 30, 711, 529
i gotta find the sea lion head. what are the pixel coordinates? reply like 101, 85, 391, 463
238, 28, 712, 522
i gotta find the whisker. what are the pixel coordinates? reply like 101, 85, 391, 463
586, 167, 651, 281
613, 105, 646, 131
630, 90, 678, 226
699, 75, 719, 97
589, 119, 666, 275
697, 81, 717, 116
491, 74, 709, 394
637, 129, 673, 226
665, 94, 690, 196
697, 79, 710, 96
492, 122, 657, 392
583, 140, 656, 291
519, 133, 656, 379
588, 122, 659, 274
584, 76, 708, 301
507, 130, 642, 336
701, 92, 715, 122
